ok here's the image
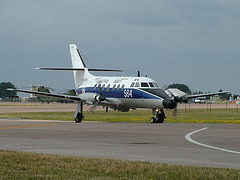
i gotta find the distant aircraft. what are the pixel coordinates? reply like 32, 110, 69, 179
8, 44, 229, 123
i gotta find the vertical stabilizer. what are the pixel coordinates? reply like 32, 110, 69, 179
70, 44, 86, 68
69, 44, 93, 88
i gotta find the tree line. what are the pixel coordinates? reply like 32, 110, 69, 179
0, 82, 17, 98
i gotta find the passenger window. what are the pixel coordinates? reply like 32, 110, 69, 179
141, 82, 149, 87
113, 84, 116, 91
106, 84, 110, 91
121, 84, 125, 90
117, 84, 120, 91
102, 84, 105, 90
135, 82, 140, 87
93, 84, 97, 90
130, 82, 135, 87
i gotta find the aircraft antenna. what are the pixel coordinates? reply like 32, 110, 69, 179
137, 71, 140, 77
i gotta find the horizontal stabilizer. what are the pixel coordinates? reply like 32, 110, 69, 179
35, 67, 123, 72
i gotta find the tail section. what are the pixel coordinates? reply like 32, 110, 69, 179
69, 44, 93, 88
36, 44, 123, 88
70, 44, 86, 69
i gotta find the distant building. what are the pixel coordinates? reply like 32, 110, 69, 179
237, 97, 240, 101
30, 85, 49, 98
3, 95, 20, 102
210, 96, 220, 102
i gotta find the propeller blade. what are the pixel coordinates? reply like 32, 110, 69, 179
163, 84, 169, 91
172, 103, 178, 118
88, 104, 98, 114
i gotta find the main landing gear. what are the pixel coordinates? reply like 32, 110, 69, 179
74, 103, 84, 123
150, 109, 166, 123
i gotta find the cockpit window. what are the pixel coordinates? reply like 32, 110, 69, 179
153, 82, 159, 87
149, 82, 154, 87
135, 82, 140, 87
141, 82, 149, 87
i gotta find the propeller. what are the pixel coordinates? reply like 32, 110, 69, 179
162, 84, 169, 91
163, 89, 188, 118
173, 103, 178, 118
88, 84, 107, 114
172, 96, 182, 118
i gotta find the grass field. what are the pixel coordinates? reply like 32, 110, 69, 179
0, 108, 240, 123
0, 150, 239, 180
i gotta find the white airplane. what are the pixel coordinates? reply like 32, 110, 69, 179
9, 44, 229, 123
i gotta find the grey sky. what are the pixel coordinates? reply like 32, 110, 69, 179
1, 1, 240, 94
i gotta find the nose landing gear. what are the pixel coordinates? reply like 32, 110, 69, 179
74, 103, 84, 123
150, 109, 166, 123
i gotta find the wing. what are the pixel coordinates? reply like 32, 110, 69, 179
186, 91, 229, 99
166, 88, 229, 102
7, 89, 81, 101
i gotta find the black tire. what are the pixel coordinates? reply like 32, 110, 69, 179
155, 113, 165, 123
150, 117, 156, 123
75, 113, 84, 123
75, 118, 81, 123
156, 118, 164, 123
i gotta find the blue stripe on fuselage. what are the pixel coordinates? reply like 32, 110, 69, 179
76, 87, 161, 100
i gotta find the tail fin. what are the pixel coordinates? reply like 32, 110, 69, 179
35, 44, 123, 88
69, 44, 93, 88
70, 44, 86, 69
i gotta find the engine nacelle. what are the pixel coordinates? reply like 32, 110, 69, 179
95, 95, 106, 102
162, 98, 177, 109
79, 93, 95, 103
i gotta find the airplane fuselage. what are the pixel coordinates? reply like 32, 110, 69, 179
76, 74, 169, 112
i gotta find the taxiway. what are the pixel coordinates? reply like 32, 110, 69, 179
0, 118, 239, 169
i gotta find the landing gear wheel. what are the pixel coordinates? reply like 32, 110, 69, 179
156, 113, 164, 123
151, 109, 166, 124
150, 117, 156, 123
75, 113, 84, 123
156, 118, 164, 123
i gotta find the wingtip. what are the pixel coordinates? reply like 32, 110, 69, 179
6, 88, 14, 91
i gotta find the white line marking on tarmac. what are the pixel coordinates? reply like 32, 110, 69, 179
185, 127, 240, 155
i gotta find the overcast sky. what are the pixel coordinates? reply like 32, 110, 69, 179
1, 1, 240, 95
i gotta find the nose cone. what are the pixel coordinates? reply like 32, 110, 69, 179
163, 98, 177, 109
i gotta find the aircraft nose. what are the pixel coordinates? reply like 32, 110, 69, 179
163, 98, 177, 109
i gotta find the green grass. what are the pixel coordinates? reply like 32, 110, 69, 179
0, 150, 239, 179
0, 108, 240, 123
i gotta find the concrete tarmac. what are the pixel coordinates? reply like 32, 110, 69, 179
0, 119, 239, 169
